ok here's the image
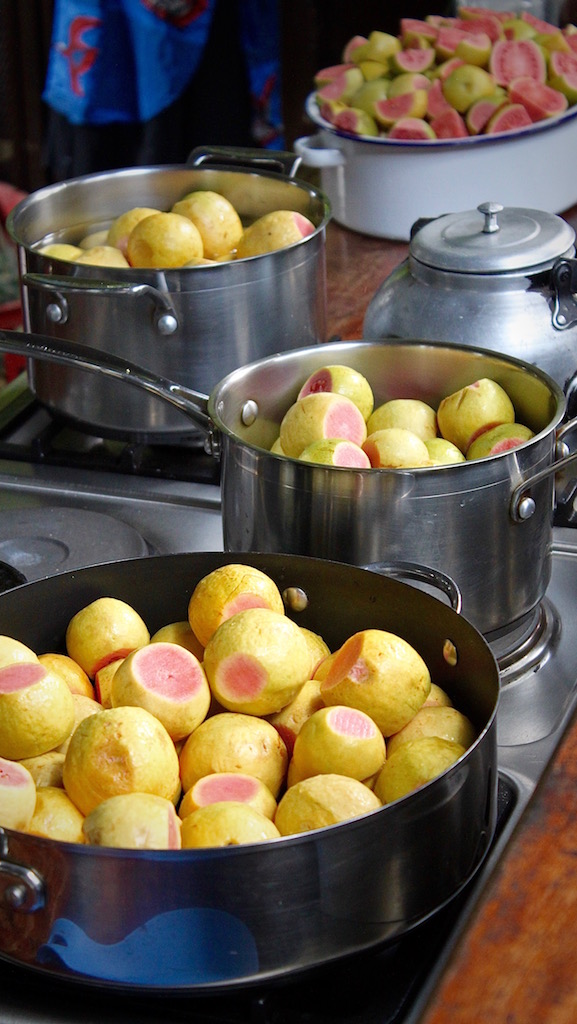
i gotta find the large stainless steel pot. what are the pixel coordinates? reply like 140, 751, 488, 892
0, 331, 576, 637
0, 551, 498, 990
6, 147, 330, 440
363, 202, 577, 395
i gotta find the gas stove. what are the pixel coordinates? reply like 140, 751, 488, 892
1, 376, 577, 1023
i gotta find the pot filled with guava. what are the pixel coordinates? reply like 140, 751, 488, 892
6, 147, 330, 440
294, 11, 577, 241
0, 330, 575, 637
363, 202, 577, 396
0, 548, 498, 990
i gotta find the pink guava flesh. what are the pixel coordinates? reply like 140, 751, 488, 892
0, 756, 31, 785
93, 647, 137, 676
324, 400, 366, 445
328, 707, 378, 738
298, 369, 334, 399
293, 213, 315, 239
223, 594, 270, 620
133, 643, 205, 700
216, 653, 267, 700
489, 437, 529, 454
0, 662, 45, 693
322, 634, 368, 691
167, 807, 181, 849
197, 774, 260, 804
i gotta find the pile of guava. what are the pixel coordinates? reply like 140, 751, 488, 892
312, 6, 577, 141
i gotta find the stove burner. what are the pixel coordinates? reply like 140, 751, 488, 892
0, 508, 151, 581
490, 598, 561, 684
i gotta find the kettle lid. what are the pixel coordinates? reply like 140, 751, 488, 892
409, 201, 576, 274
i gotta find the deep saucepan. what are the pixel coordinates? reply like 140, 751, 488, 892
6, 147, 330, 440
0, 551, 498, 991
0, 330, 576, 636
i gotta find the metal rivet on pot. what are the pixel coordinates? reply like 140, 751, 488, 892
517, 496, 536, 520
443, 639, 458, 667
241, 400, 259, 427
283, 586, 309, 613
46, 300, 68, 324
4, 884, 27, 910
156, 313, 178, 335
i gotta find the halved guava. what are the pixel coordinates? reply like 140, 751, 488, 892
391, 47, 435, 74
387, 116, 437, 140
400, 18, 438, 45
430, 108, 469, 138
457, 11, 504, 44
426, 78, 454, 119
549, 49, 577, 78
374, 91, 428, 129
485, 101, 533, 133
508, 76, 568, 120
489, 38, 546, 85
465, 94, 506, 134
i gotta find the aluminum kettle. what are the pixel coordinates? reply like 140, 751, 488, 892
363, 201, 577, 406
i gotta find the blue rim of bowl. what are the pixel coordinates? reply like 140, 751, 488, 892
305, 92, 577, 150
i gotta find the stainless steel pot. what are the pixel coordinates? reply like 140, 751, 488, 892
363, 202, 577, 395
6, 147, 330, 440
0, 330, 576, 637
0, 551, 498, 990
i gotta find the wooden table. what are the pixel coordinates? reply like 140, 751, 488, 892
323, 209, 577, 1024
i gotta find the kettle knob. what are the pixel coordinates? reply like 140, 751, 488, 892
478, 202, 503, 234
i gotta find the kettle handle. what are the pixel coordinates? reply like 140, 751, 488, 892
551, 257, 577, 331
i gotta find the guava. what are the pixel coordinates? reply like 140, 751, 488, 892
485, 102, 533, 133
316, 67, 364, 104
400, 18, 438, 47
430, 108, 468, 138
508, 76, 568, 120
388, 117, 437, 140
455, 30, 492, 68
390, 47, 435, 74
343, 34, 368, 62
489, 38, 546, 86
314, 62, 355, 87
443, 64, 496, 113
363, 30, 402, 64
333, 107, 379, 137
350, 79, 391, 117
426, 78, 454, 119
387, 72, 431, 97
374, 91, 429, 129
457, 10, 504, 44
549, 69, 577, 105
465, 93, 507, 134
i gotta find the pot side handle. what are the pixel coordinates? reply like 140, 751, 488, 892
0, 329, 214, 441
551, 257, 577, 331
23, 273, 179, 337
361, 560, 462, 615
293, 136, 346, 169
0, 833, 45, 914
510, 419, 577, 522
187, 145, 304, 179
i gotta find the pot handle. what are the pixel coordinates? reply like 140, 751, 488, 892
0, 833, 45, 913
293, 135, 346, 169
361, 560, 462, 614
0, 329, 215, 442
23, 273, 179, 336
187, 145, 304, 179
509, 416, 577, 522
551, 257, 577, 331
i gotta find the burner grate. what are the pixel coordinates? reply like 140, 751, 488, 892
0, 378, 220, 486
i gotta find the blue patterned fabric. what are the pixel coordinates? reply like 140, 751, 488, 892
43, 0, 282, 144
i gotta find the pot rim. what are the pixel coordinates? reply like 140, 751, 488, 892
0, 548, 499, 857
209, 337, 566, 467
6, 159, 332, 266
